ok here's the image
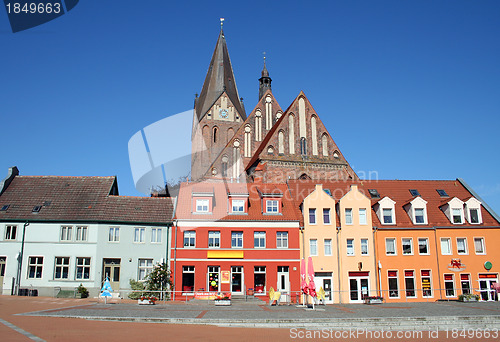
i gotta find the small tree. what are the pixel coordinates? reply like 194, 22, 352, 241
145, 262, 172, 300
128, 279, 146, 299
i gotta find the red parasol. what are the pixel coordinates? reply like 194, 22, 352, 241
491, 282, 500, 293
307, 256, 317, 297
300, 258, 309, 295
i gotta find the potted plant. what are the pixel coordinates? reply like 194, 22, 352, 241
76, 284, 89, 299
458, 294, 479, 302
138, 295, 157, 305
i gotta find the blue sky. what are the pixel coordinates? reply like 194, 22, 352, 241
1, 1, 499, 214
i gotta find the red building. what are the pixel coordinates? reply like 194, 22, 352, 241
171, 182, 301, 301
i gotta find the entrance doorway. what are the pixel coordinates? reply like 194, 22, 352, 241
207, 266, 220, 292
0, 257, 5, 294
102, 259, 121, 291
479, 274, 498, 301
231, 266, 243, 293
314, 272, 333, 304
348, 271, 370, 303
277, 266, 289, 303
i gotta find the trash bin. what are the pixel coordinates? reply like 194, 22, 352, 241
29, 289, 38, 297
18, 288, 28, 296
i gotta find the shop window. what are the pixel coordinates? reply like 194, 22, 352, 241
254, 266, 266, 294
208, 266, 220, 292
404, 270, 416, 298
182, 266, 195, 293
460, 274, 471, 295
421, 270, 432, 297
388, 270, 399, 298
444, 274, 455, 297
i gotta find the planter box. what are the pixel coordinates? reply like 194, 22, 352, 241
214, 300, 231, 306
364, 297, 384, 304
461, 298, 478, 302
138, 299, 155, 305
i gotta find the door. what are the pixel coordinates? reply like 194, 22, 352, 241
349, 277, 370, 303
102, 259, 121, 291
231, 266, 242, 293
277, 266, 289, 303
0, 257, 5, 294
314, 272, 333, 304
479, 279, 498, 301
208, 266, 220, 292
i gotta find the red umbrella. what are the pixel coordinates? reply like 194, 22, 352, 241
307, 256, 317, 298
300, 258, 309, 295
491, 282, 500, 293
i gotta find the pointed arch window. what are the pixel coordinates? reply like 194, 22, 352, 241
244, 125, 251, 157
311, 116, 318, 155
288, 115, 295, 154
322, 134, 329, 156
278, 131, 284, 154
222, 155, 228, 177
300, 137, 307, 155
213, 127, 218, 144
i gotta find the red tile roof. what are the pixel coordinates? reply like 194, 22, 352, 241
0, 176, 175, 224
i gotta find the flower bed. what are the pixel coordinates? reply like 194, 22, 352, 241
138, 296, 157, 305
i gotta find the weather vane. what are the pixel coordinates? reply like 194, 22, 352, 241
220, 18, 225, 29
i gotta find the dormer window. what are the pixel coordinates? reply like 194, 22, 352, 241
375, 197, 396, 225
440, 197, 465, 225
266, 200, 279, 213
465, 197, 482, 224
383, 209, 393, 224
404, 197, 428, 225
415, 209, 425, 224
231, 199, 245, 213
196, 199, 209, 213
452, 208, 463, 224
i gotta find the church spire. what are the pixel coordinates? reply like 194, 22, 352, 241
194, 21, 245, 122
259, 52, 272, 101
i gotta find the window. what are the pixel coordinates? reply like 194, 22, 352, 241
324, 239, 332, 256
421, 270, 432, 297
323, 209, 331, 224
460, 274, 471, 295
361, 239, 368, 255
254, 232, 265, 248
151, 228, 162, 243
0, 205, 9, 211
276, 232, 288, 248
231, 231, 243, 248
208, 231, 220, 248
60, 226, 72, 241
386, 238, 396, 255
254, 266, 266, 294
196, 199, 209, 213
346, 239, 354, 255
138, 259, 153, 281
418, 238, 429, 255
109, 227, 120, 242
474, 237, 485, 254
444, 274, 455, 297
5, 225, 17, 240
402, 238, 413, 255
404, 270, 416, 298
345, 208, 353, 225
76, 257, 91, 280
469, 208, 479, 224
383, 208, 393, 224
300, 137, 307, 155
388, 271, 399, 298
436, 189, 448, 197
456, 238, 468, 255
76, 226, 88, 241
409, 189, 420, 197
309, 208, 316, 224
28, 256, 43, 279
310, 239, 318, 256
359, 209, 367, 225
414, 208, 425, 224
368, 189, 380, 199
182, 266, 195, 292
232, 199, 245, 213
452, 208, 463, 224
54, 257, 69, 280
440, 238, 452, 255
184, 231, 196, 248
266, 200, 279, 213
134, 228, 145, 243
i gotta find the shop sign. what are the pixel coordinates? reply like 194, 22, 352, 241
447, 258, 466, 272
221, 271, 230, 284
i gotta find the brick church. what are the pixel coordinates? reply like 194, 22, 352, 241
190, 27, 358, 184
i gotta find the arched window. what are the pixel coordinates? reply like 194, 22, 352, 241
213, 127, 218, 143
288, 114, 295, 154
311, 116, 318, 155
278, 130, 284, 154
222, 155, 228, 177
322, 134, 329, 156
299, 173, 311, 180
244, 125, 251, 157
300, 137, 307, 155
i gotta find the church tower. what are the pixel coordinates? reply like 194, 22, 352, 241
258, 56, 272, 101
191, 23, 246, 181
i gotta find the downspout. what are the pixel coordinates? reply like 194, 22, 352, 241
373, 227, 380, 296
336, 226, 342, 304
173, 220, 178, 301
16, 221, 29, 295
433, 227, 443, 300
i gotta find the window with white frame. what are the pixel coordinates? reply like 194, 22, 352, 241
404, 270, 416, 298
231, 231, 243, 248
196, 199, 209, 213
76, 257, 91, 280
232, 199, 245, 213
76, 226, 88, 241
418, 238, 429, 255
184, 231, 195, 247
421, 270, 432, 297
254, 231, 265, 248
5, 225, 17, 240
266, 200, 279, 213
359, 208, 367, 225
440, 238, 452, 255
28, 256, 43, 279
465, 198, 482, 224
134, 228, 145, 243
452, 208, 463, 224
151, 228, 162, 243
361, 239, 368, 255
388, 270, 399, 298
456, 238, 468, 254
54, 257, 69, 280
414, 208, 425, 224
208, 231, 220, 248
109, 227, 120, 242
309, 208, 316, 224
402, 238, 413, 255
138, 258, 153, 281
460, 274, 471, 295
324, 239, 332, 256
310, 239, 318, 256
386, 238, 396, 255
345, 208, 353, 225
474, 237, 485, 254
346, 239, 354, 255
444, 274, 455, 297
60, 226, 72, 241
323, 208, 331, 224
383, 208, 393, 224
276, 231, 288, 248
469, 208, 480, 224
